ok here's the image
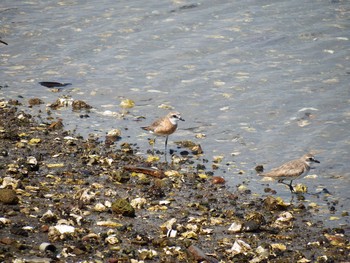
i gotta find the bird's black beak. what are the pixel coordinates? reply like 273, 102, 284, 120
180, 117, 185, 121
314, 159, 320, 163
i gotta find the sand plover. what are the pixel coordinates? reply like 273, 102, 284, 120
141, 111, 184, 157
258, 153, 320, 192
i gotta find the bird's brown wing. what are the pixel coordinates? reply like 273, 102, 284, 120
153, 119, 177, 135
261, 159, 307, 178
141, 116, 164, 132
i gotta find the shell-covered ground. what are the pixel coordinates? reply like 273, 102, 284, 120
0, 98, 349, 263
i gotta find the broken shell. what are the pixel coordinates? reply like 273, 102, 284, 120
293, 183, 308, 193
94, 203, 108, 212
237, 185, 248, 191
0, 217, 12, 224
245, 212, 266, 226
53, 224, 75, 234
213, 155, 224, 163
74, 189, 96, 204
146, 155, 160, 162
255, 245, 269, 258
185, 223, 199, 232
130, 197, 147, 209
105, 235, 120, 245
164, 170, 181, 177
264, 196, 290, 210
271, 243, 287, 251
200, 228, 214, 235
228, 221, 243, 233
181, 230, 198, 239
159, 200, 171, 205
39, 242, 57, 253
49, 97, 74, 108
107, 128, 122, 137
324, 233, 347, 246
0, 100, 8, 108
81, 233, 100, 242
26, 156, 38, 165
28, 138, 41, 145
120, 98, 135, 109
191, 144, 203, 155
166, 229, 177, 238
96, 221, 124, 228
227, 239, 252, 255
273, 211, 294, 228
104, 200, 112, 207
195, 133, 206, 139
1, 177, 20, 189
138, 249, 158, 260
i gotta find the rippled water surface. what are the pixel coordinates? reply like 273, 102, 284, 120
1, 0, 349, 227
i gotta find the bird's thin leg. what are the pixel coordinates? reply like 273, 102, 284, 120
164, 136, 168, 163
288, 180, 295, 193
278, 179, 295, 192
165, 136, 168, 154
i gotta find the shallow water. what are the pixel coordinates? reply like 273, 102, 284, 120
1, 0, 349, 227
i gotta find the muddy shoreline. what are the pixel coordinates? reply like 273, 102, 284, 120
0, 99, 349, 262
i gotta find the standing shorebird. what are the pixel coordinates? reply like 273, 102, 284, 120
141, 111, 184, 159
258, 153, 320, 192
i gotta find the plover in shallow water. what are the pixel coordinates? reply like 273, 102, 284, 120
141, 111, 184, 159
258, 153, 320, 192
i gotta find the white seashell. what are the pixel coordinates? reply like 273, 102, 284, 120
39, 242, 57, 252
94, 203, 107, 212
228, 221, 243, 233
69, 213, 83, 225
130, 197, 147, 209
185, 223, 199, 232
276, 211, 294, 222
227, 239, 252, 255
105, 235, 120, 245
1, 177, 20, 189
201, 228, 214, 234
166, 229, 177, 238
26, 156, 38, 165
63, 136, 77, 140
107, 129, 121, 137
159, 200, 171, 205
22, 226, 34, 231
54, 224, 75, 234
0, 100, 8, 108
104, 200, 112, 207
0, 217, 11, 224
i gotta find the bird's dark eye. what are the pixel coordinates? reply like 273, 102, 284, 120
172, 115, 177, 118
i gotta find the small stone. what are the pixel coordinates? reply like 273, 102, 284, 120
255, 165, 264, 173
0, 189, 19, 204
211, 176, 225, 184
28, 98, 44, 106
72, 100, 92, 110
111, 198, 136, 217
